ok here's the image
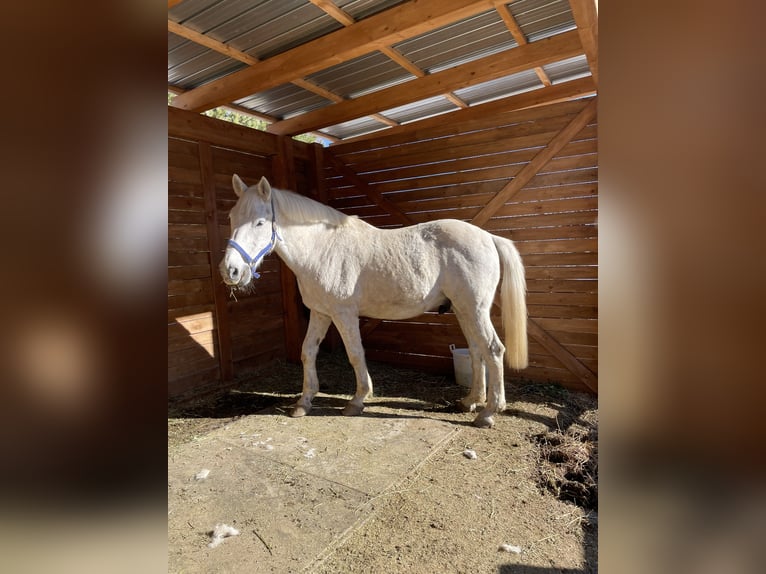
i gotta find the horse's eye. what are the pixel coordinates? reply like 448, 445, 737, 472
256, 220, 265, 227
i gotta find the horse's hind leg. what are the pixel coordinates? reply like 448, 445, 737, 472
454, 309, 506, 428
456, 346, 487, 413
292, 310, 332, 418
332, 312, 372, 416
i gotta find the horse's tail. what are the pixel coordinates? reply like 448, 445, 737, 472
492, 236, 528, 370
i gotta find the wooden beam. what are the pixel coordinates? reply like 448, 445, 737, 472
170, 0, 495, 112
494, 1, 553, 87
335, 75, 596, 147
325, 151, 413, 226
168, 20, 259, 66
198, 141, 233, 381
312, 143, 328, 203
527, 318, 597, 393
272, 136, 305, 363
308, 0, 354, 26
170, 18, 400, 132
310, 1, 469, 116
568, 0, 599, 86
268, 30, 583, 136
470, 97, 597, 227
167, 0, 183, 9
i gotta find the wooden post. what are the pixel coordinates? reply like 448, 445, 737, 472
311, 143, 342, 351
198, 141, 234, 381
273, 136, 307, 362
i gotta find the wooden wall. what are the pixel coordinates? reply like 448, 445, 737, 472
168, 107, 315, 399
324, 97, 598, 393
168, 96, 598, 398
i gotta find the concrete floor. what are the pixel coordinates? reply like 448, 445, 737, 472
168, 411, 459, 573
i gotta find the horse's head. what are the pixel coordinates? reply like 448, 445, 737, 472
220, 174, 279, 288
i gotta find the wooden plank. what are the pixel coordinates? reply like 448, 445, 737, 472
342, 117, 576, 173
199, 141, 234, 381
171, 0, 496, 112
528, 304, 597, 319
500, 196, 599, 219
168, 366, 221, 398
527, 279, 597, 293
168, 265, 213, 281
168, 180, 204, 199
168, 236, 210, 253
168, 277, 213, 297
313, 144, 329, 203
527, 318, 597, 392
334, 81, 595, 154
168, 107, 277, 156
532, 317, 598, 334
471, 98, 597, 226
325, 151, 413, 226
526, 291, 597, 307
269, 30, 583, 136
355, 140, 595, 186
364, 349, 454, 374
486, 210, 598, 232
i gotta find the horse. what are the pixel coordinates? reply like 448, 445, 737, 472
220, 175, 528, 428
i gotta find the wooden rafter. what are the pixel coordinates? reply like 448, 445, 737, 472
568, 0, 599, 86
268, 30, 583, 136
170, 0, 496, 113
494, 1, 552, 87
310, 0, 468, 111
471, 97, 597, 226
168, 19, 395, 133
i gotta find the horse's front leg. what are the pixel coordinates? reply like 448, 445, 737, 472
332, 312, 373, 416
291, 310, 332, 418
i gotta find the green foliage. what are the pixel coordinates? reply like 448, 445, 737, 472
168, 92, 319, 144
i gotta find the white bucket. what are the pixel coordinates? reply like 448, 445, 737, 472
450, 344, 484, 389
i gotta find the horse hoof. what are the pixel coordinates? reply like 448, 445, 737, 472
342, 403, 364, 416
458, 400, 476, 413
291, 405, 310, 418
472, 415, 495, 429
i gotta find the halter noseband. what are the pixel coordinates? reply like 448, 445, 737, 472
227, 199, 282, 280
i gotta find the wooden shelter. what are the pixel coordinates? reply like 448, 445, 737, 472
168, 0, 598, 399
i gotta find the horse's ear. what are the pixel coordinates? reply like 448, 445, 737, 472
232, 174, 247, 198
255, 176, 272, 200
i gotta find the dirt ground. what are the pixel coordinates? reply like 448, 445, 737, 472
169, 350, 597, 573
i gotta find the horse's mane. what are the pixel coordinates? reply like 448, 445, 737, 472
272, 187, 355, 227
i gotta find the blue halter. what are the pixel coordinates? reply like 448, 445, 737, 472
227, 202, 282, 280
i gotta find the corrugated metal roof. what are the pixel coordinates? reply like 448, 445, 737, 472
454, 69, 543, 106
507, 0, 576, 42
168, 34, 245, 89
234, 83, 332, 119
168, 0, 593, 140
393, 9, 517, 73
335, 0, 408, 21
321, 116, 390, 140
306, 51, 415, 99
381, 95, 458, 124
542, 54, 591, 83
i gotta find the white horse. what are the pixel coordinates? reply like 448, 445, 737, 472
220, 175, 528, 428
